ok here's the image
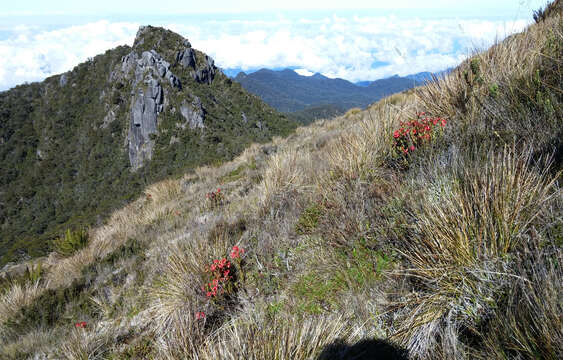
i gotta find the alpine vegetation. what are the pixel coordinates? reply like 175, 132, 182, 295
0, 1, 561, 359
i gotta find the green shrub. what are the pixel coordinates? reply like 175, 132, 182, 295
52, 229, 89, 257
24, 262, 43, 284
295, 203, 324, 235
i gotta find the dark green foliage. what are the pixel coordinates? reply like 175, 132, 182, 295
52, 229, 89, 257
533, 0, 562, 23
295, 203, 324, 235
0, 28, 297, 267
23, 262, 42, 284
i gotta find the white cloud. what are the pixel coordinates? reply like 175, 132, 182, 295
0, 15, 532, 91
0, 20, 138, 90
180, 16, 530, 82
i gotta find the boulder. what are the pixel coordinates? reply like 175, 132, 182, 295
176, 48, 196, 68
179, 96, 205, 129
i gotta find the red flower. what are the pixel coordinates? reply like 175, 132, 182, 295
195, 311, 205, 320
410, 145, 415, 151
230, 245, 245, 259
75, 321, 87, 328
393, 130, 400, 138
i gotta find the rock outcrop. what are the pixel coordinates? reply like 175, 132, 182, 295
176, 48, 217, 85
121, 49, 183, 169
176, 48, 196, 68
193, 55, 216, 84
179, 97, 205, 130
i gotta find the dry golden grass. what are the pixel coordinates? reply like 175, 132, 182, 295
0, 281, 41, 337
260, 147, 314, 210
57, 328, 108, 360
200, 310, 366, 360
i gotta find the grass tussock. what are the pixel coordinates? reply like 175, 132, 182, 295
393, 147, 561, 358
200, 311, 365, 360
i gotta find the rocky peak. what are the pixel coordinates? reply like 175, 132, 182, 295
119, 26, 222, 170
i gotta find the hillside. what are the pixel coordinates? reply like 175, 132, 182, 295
234, 68, 424, 117
0, 1, 561, 359
0, 26, 296, 266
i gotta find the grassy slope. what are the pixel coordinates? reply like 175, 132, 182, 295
0, 2, 561, 359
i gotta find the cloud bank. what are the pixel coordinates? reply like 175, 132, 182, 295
0, 15, 531, 90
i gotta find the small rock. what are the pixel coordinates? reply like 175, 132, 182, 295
59, 73, 68, 87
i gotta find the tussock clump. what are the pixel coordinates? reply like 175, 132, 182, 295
324, 107, 397, 181
260, 147, 313, 212
0, 281, 41, 338
201, 310, 365, 360
481, 241, 562, 359
393, 148, 561, 358
57, 328, 109, 360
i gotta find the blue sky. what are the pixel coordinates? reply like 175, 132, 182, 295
0, 0, 548, 90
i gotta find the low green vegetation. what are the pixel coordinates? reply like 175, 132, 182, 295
52, 229, 89, 257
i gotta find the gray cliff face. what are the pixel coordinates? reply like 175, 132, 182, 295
176, 48, 196, 68
193, 55, 216, 84
122, 50, 181, 170
128, 75, 162, 170
179, 97, 205, 130
176, 48, 217, 85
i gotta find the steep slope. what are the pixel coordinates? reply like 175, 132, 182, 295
0, 2, 561, 359
234, 68, 422, 114
0, 26, 296, 266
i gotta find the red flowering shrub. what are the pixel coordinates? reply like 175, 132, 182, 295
230, 245, 244, 259
203, 258, 232, 298
206, 188, 224, 208
202, 245, 245, 302
393, 112, 446, 155
74, 321, 87, 328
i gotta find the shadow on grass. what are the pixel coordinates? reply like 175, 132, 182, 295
317, 338, 409, 360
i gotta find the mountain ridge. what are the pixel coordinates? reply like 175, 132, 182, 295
233, 68, 429, 121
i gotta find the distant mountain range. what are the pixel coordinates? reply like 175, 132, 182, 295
232, 68, 447, 123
